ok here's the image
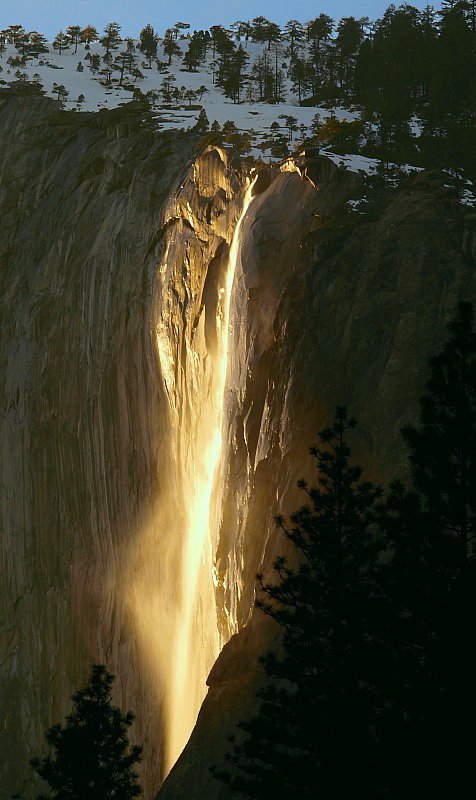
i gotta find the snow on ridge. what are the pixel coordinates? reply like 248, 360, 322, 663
0, 37, 431, 177
0, 38, 358, 163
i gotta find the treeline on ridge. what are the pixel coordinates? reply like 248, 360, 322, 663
1, 1, 476, 175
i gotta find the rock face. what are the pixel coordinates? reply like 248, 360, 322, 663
0, 86, 475, 800
0, 87, 246, 796
158, 163, 476, 797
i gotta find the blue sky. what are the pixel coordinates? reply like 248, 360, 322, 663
1, 0, 439, 38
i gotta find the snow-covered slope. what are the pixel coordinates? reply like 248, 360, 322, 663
0, 38, 357, 160
1, 34, 472, 186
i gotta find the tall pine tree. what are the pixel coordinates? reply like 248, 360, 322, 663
30, 665, 142, 800
214, 408, 389, 799
379, 301, 476, 798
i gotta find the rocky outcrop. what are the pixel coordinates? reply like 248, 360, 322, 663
1, 86, 475, 800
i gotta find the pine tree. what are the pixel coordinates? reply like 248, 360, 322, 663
4, 24, 25, 47
250, 51, 274, 101
30, 665, 142, 800
139, 24, 159, 68
214, 408, 388, 799
194, 108, 209, 133
379, 302, 476, 798
52, 83, 69, 102
88, 53, 101, 74
278, 114, 298, 142
160, 73, 176, 101
80, 25, 99, 47
264, 22, 282, 50
114, 45, 138, 85
401, 301, 476, 570
182, 34, 203, 71
251, 16, 272, 43
283, 20, 305, 58
28, 32, 49, 57
307, 14, 334, 49
163, 29, 181, 65
230, 21, 252, 41
289, 54, 308, 105
66, 26, 82, 54
16, 31, 31, 57
52, 31, 70, 55
217, 44, 249, 103
100, 22, 121, 56
335, 17, 364, 97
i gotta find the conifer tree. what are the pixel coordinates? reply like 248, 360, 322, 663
30, 665, 142, 800
289, 54, 308, 104
230, 21, 252, 41
251, 16, 271, 43
284, 20, 305, 57
160, 73, 176, 101
88, 53, 101, 74
278, 114, 298, 141
217, 44, 249, 103
402, 301, 476, 566
66, 26, 82, 54
114, 44, 138, 85
80, 25, 99, 47
52, 83, 69, 102
264, 22, 282, 50
379, 302, 476, 798
182, 34, 203, 71
5, 24, 25, 47
139, 24, 159, 67
52, 31, 70, 55
194, 108, 209, 133
307, 14, 334, 49
29, 32, 49, 57
163, 29, 181, 65
100, 22, 121, 56
214, 408, 388, 799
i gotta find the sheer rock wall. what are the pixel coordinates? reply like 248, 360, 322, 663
0, 88, 244, 797
1, 87, 475, 800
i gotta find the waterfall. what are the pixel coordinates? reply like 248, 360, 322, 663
165, 177, 256, 769
126, 175, 256, 776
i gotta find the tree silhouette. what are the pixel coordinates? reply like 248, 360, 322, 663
52, 31, 70, 55
30, 665, 142, 800
402, 301, 476, 567
163, 29, 182, 65
139, 24, 159, 68
379, 301, 476, 798
214, 408, 389, 798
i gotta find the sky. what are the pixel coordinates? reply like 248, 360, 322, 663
1, 0, 439, 39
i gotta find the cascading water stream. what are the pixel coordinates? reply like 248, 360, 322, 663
164, 176, 256, 772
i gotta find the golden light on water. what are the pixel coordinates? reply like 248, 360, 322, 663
167, 177, 256, 769
126, 176, 256, 778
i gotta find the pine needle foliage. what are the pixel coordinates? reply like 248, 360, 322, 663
215, 407, 389, 799
30, 665, 143, 800
378, 302, 476, 798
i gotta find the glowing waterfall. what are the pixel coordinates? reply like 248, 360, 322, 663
165, 177, 256, 771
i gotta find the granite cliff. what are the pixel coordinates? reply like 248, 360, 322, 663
0, 86, 475, 799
